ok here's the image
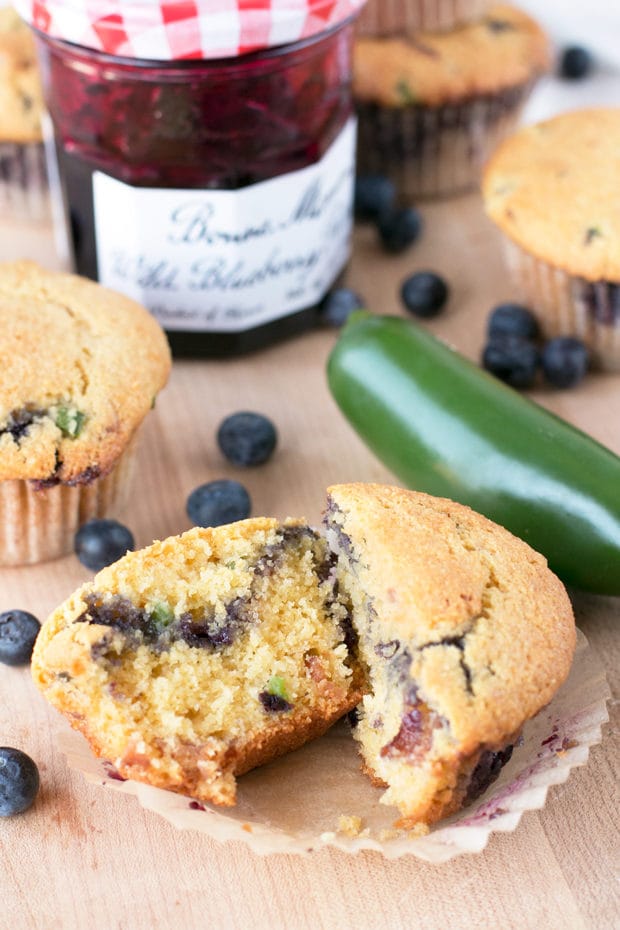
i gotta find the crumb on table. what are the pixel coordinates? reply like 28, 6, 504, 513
336, 814, 367, 838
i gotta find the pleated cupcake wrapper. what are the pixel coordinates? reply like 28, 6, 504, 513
58, 629, 609, 861
356, 0, 491, 35
502, 239, 620, 372
0, 141, 50, 222
0, 432, 139, 566
356, 80, 535, 200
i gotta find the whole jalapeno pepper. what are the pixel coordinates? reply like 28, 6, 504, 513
327, 312, 620, 595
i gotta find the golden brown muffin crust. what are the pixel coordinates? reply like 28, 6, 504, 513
0, 8, 44, 143
483, 108, 620, 282
0, 261, 171, 483
353, 4, 549, 107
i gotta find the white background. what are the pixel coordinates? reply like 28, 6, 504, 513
517, 0, 620, 123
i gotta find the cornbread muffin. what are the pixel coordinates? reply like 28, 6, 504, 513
325, 484, 575, 827
34, 483, 575, 826
0, 260, 171, 565
357, 0, 491, 36
32, 519, 365, 805
0, 7, 47, 219
483, 108, 620, 371
354, 5, 549, 199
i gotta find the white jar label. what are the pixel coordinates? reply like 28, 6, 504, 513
93, 118, 356, 332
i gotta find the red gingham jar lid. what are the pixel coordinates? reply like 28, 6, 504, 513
14, 0, 366, 60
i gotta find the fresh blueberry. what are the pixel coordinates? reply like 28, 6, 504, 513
559, 46, 593, 80
187, 479, 251, 528
318, 287, 365, 328
354, 174, 396, 222
0, 748, 40, 817
541, 337, 589, 388
217, 412, 277, 467
487, 303, 539, 341
401, 272, 449, 318
74, 519, 135, 572
0, 610, 40, 666
482, 337, 539, 389
378, 207, 422, 254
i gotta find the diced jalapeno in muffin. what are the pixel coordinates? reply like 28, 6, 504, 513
54, 405, 86, 438
266, 675, 288, 700
149, 602, 175, 631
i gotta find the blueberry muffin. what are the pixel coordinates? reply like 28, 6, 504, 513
0, 261, 171, 565
31, 519, 365, 805
0, 7, 47, 220
354, 5, 549, 199
325, 484, 575, 827
33, 483, 574, 826
483, 108, 620, 371
357, 0, 492, 36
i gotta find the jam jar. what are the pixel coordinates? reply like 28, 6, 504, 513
17, 0, 366, 356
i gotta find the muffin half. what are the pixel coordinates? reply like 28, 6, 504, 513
32, 518, 365, 805
325, 484, 575, 826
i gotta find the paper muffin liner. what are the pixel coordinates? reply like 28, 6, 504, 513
0, 431, 140, 566
356, 80, 535, 200
502, 238, 620, 372
356, 0, 491, 35
57, 629, 608, 861
0, 140, 50, 222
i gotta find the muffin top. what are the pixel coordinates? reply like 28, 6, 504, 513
0, 261, 171, 484
353, 4, 549, 107
326, 483, 575, 753
483, 108, 620, 282
0, 7, 44, 143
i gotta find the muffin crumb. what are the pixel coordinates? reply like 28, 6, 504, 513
336, 814, 365, 837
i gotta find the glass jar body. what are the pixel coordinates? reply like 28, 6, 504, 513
36, 23, 356, 355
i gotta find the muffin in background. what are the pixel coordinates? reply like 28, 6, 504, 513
0, 7, 48, 221
483, 108, 620, 372
0, 261, 171, 565
357, 0, 491, 36
354, 4, 549, 199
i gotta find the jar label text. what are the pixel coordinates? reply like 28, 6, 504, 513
93, 119, 356, 332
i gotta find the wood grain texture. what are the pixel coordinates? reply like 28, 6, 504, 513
0, 199, 618, 930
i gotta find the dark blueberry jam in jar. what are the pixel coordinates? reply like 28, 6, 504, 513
21, 0, 363, 355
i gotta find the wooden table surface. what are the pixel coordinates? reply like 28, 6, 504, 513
0, 197, 618, 930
